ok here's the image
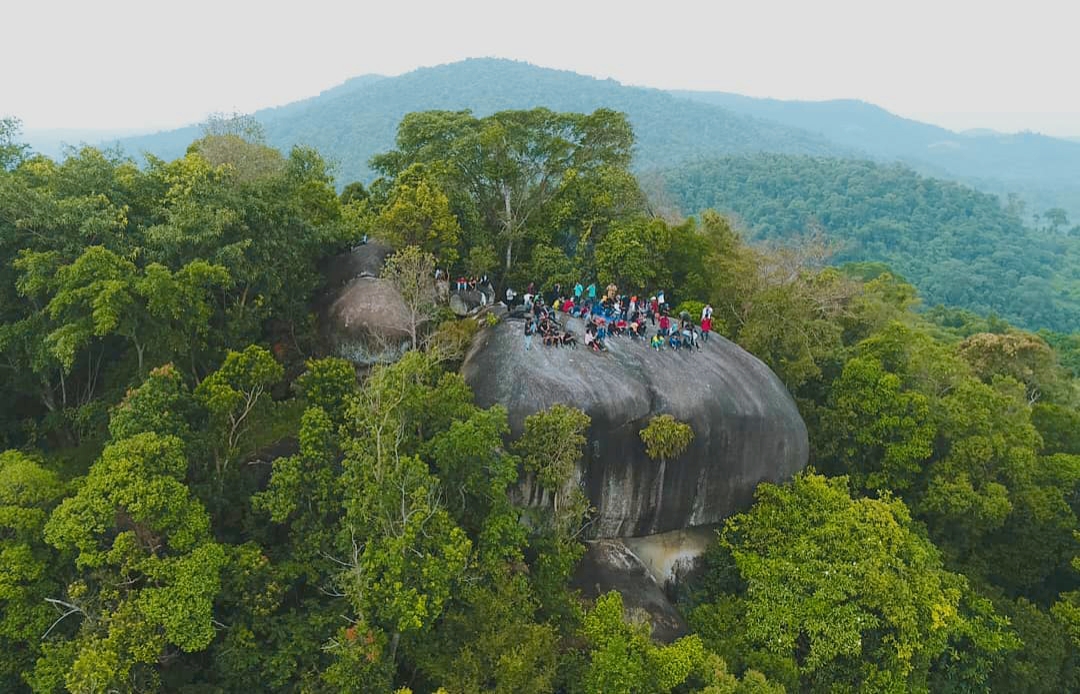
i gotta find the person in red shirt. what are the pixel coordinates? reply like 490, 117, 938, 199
701, 315, 712, 343
658, 313, 671, 336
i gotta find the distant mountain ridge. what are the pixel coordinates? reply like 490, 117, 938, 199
112, 59, 852, 184
109, 58, 1079, 220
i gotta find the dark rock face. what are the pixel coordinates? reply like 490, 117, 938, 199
462, 315, 809, 538
572, 539, 687, 642
320, 241, 394, 288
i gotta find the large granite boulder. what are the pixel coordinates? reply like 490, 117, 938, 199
323, 277, 412, 365
461, 315, 809, 538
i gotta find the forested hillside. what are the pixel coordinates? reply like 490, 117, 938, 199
662, 154, 1080, 332
4, 111, 1080, 693
671, 90, 1080, 221
111, 59, 849, 183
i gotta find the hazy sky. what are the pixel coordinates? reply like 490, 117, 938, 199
4, 0, 1077, 137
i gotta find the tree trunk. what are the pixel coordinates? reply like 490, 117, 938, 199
502, 186, 515, 276
135, 341, 145, 377
651, 457, 667, 532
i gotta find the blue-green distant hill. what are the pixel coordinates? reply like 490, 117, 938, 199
670, 90, 1080, 221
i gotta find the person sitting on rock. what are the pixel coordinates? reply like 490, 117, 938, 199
651, 332, 663, 351
544, 325, 561, 348
658, 313, 671, 337
560, 329, 577, 348
613, 317, 628, 336
681, 321, 698, 350
669, 330, 682, 351
586, 323, 606, 352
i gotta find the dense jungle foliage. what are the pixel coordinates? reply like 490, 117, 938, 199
3, 110, 1080, 693
662, 154, 1080, 333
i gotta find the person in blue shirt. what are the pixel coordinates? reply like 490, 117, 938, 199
574, 282, 584, 299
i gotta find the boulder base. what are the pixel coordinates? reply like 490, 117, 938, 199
572, 539, 688, 642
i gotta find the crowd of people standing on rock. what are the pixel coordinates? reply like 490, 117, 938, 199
512, 279, 715, 355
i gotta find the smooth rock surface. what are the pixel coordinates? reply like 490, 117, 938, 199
462, 315, 809, 538
323, 277, 411, 365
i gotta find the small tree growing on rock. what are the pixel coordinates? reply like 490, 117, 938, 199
640, 414, 694, 462
640, 415, 694, 515
515, 404, 591, 522
382, 246, 439, 350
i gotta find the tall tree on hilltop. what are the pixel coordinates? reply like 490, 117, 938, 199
372, 108, 634, 280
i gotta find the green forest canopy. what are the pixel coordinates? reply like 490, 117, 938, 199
661, 154, 1080, 333
2, 111, 1080, 692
